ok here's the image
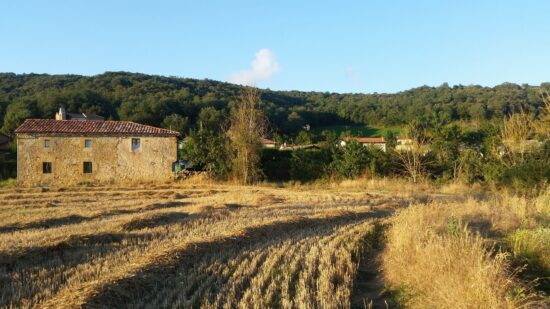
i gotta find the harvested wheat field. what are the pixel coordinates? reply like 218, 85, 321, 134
0, 182, 547, 308
0, 183, 403, 308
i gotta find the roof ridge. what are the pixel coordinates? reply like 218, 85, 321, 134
15, 119, 180, 137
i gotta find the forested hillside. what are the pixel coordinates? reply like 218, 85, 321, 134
1, 72, 549, 137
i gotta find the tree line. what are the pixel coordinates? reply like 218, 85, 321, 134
1, 72, 549, 138
1, 72, 549, 190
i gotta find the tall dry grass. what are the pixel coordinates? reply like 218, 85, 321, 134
382, 189, 550, 308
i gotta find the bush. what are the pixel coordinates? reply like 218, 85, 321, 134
330, 141, 370, 178
290, 149, 331, 181
180, 129, 231, 178
261, 149, 292, 181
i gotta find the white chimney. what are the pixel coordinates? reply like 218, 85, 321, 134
55, 106, 67, 120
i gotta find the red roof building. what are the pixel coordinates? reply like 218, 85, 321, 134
261, 138, 277, 148
15, 119, 180, 137
15, 119, 179, 186
340, 137, 387, 152
355, 137, 386, 144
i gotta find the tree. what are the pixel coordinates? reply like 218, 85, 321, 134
294, 130, 312, 145
395, 122, 431, 183
197, 107, 223, 131
161, 114, 188, 136
331, 141, 370, 178
181, 128, 230, 177
227, 87, 268, 184
283, 111, 305, 133
1, 98, 38, 135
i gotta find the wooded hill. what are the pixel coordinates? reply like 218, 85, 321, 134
1, 72, 548, 137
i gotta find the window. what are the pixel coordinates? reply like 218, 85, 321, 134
83, 162, 93, 174
131, 138, 141, 151
42, 162, 52, 174
44, 139, 50, 148
84, 140, 92, 148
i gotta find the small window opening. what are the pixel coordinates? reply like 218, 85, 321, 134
131, 138, 141, 151
42, 162, 52, 174
44, 140, 50, 148
84, 140, 92, 148
83, 162, 93, 174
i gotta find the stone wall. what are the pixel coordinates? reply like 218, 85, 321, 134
17, 134, 177, 186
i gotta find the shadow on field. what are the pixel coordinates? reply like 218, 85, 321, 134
121, 212, 191, 231
145, 201, 190, 211
0, 202, 191, 234
0, 232, 155, 272
83, 209, 395, 308
0, 215, 89, 233
0, 207, 227, 307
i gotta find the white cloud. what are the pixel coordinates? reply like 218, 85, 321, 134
345, 66, 361, 84
230, 48, 280, 86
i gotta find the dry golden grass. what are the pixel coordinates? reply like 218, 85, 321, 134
382, 189, 550, 308
0, 182, 397, 308
1, 181, 547, 308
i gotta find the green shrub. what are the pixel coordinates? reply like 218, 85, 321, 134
290, 149, 331, 181
330, 141, 370, 178
261, 149, 292, 181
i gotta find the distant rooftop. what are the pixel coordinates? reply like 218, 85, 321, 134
355, 137, 386, 143
65, 112, 104, 121
261, 138, 276, 144
55, 106, 104, 121
15, 119, 180, 137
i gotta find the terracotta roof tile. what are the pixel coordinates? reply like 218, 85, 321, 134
261, 138, 276, 144
15, 119, 180, 137
355, 137, 386, 143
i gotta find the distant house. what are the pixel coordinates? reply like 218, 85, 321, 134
0, 133, 11, 152
15, 119, 179, 186
55, 106, 104, 121
395, 137, 413, 152
261, 138, 277, 148
498, 139, 544, 156
340, 137, 387, 152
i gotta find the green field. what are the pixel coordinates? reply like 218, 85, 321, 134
311, 125, 402, 137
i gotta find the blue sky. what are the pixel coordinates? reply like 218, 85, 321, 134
1, 1, 549, 93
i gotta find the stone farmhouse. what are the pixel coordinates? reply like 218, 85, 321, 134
15, 119, 179, 186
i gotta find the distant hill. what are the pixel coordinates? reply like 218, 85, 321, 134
0, 72, 548, 137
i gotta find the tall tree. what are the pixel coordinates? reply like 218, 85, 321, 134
227, 87, 268, 184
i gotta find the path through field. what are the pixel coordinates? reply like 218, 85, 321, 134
0, 184, 404, 308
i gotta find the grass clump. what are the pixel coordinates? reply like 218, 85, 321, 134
382, 200, 547, 308
0, 178, 16, 188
